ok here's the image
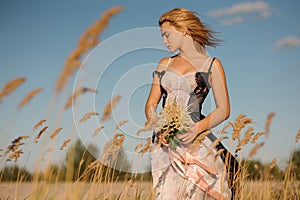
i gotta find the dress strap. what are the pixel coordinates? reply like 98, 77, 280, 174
199, 57, 211, 71
165, 57, 171, 70
152, 57, 171, 78
208, 57, 216, 72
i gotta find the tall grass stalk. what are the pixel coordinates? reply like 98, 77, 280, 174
1, 5, 299, 200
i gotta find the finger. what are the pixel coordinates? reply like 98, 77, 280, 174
182, 134, 194, 144
183, 137, 193, 144
162, 138, 169, 146
178, 135, 189, 144
177, 134, 184, 139
177, 132, 190, 139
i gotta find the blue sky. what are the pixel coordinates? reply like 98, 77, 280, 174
0, 0, 300, 171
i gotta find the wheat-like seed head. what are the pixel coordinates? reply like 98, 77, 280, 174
100, 141, 119, 161
99, 137, 124, 165
93, 125, 104, 137
248, 142, 264, 158
251, 131, 266, 143
204, 136, 228, 159
269, 158, 277, 169
231, 114, 253, 142
146, 137, 152, 143
138, 137, 152, 155
50, 127, 63, 139
55, 6, 124, 93
136, 127, 152, 135
139, 143, 152, 155
112, 133, 125, 148
87, 160, 103, 170
235, 127, 254, 153
101, 95, 121, 122
17, 88, 42, 109
4, 135, 29, 162
65, 87, 97, 109
8, 150, 24, 163
195, 130, 213, 143
211, 136, 229, 149
34, 126, 48, 143
115, 120, 128, 129
265, 112, 275, 137
295, 130, 300, 143
189, 130, 212, 153
59, 139, 71, 150
137, 108, 160, 135
33, 119, 47, 131
142, 98, 192, 149
79, 112, 99, 123
214, 149, 226, 162
229, 122, 239, 141
134, 143, 143, 152
218, 123, 231, 135
0, 77, 26, 102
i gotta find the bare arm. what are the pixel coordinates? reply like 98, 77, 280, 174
145, 58, 169, 120
179, 58, 230, 143
198, 58, 230, 130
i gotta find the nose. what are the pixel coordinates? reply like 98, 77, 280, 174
163, 37, 168, 46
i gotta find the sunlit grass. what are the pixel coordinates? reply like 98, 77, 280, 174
0, 6, 299, 200
1, 112, 299, 199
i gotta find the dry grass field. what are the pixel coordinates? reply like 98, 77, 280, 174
0, 180, 299, 200
1, 6, 300, 200
0, 181, 152, 200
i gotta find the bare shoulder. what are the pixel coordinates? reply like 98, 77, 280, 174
211, 57, 226, 75
212, 57, 223, 68
155, 57, 170, 71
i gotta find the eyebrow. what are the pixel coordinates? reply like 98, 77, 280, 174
161, 31, 169, 37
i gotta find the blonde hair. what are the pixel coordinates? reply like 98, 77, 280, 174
159, 8, 221, 47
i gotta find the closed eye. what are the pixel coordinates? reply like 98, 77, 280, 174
161, 32, 170, 38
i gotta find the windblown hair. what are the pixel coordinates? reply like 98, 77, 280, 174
159, 8, 221, 47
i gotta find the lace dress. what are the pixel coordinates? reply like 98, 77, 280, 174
151, 56, 233, 200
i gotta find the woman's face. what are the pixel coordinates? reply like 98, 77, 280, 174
160, 22, 185, 53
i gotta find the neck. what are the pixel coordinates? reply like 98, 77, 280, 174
179, 36, 208, 60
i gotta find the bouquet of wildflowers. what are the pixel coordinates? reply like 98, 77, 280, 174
144, 98, 193, 150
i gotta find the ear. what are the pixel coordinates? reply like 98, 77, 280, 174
180, 27, 189, 36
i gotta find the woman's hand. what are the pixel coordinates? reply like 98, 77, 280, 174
177, 124, 199, 144
156, 131, 169, 147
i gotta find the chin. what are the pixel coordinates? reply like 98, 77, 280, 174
168, 48, 177, 53
167, 46, 179, 53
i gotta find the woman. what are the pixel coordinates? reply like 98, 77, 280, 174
145, 8, 236, 200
